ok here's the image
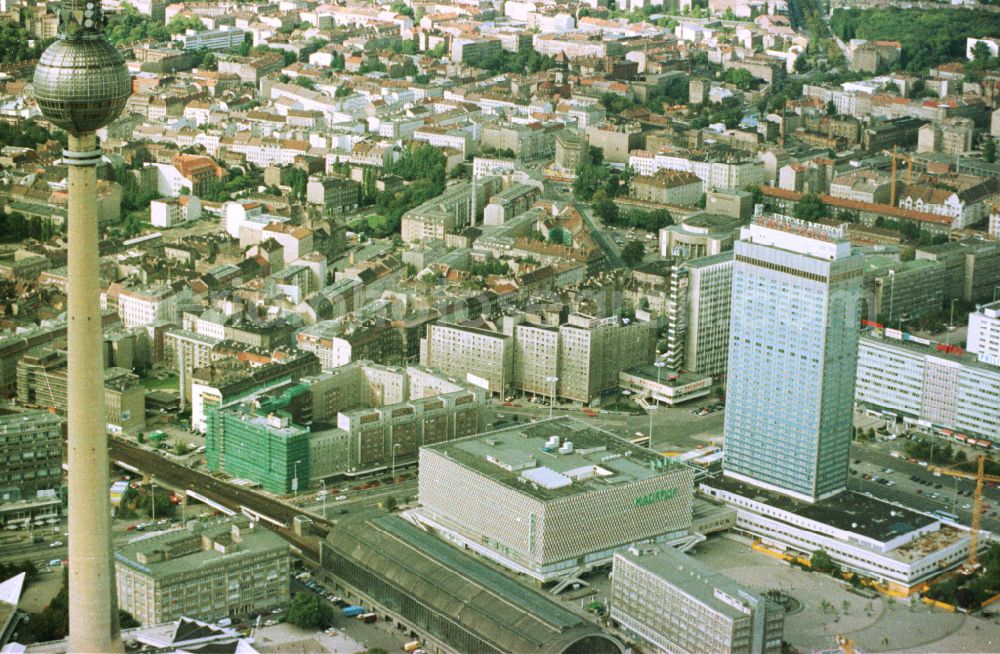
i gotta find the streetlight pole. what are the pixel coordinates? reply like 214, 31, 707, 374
321, 480, 327, 518
949, 298, 958, 330
546, 376, 559, 420
392, 443, 401, 479
293, 460, 301, 498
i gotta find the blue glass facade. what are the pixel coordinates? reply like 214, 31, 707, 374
723, 218, 862, 502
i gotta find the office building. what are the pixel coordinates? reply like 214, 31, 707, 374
189, 351, 320, 433
0, 411, 63, 495
855, 330, 1000, 445
206, 394, 311, 494
172, 27, 247, 51
967, 300, 1000, 366
685, 252, 735, 378
724, 212, 863, 503
864, 256, 946, 324
116, 516, 290, 626
611, 545, 784, 654
415, 417, 695, 583
17, 349, 146, 434
165, 329, 221, 403
306, 363, 485, 479
915, 238, 1000, 304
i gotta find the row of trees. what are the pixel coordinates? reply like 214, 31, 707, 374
478, 47, 557, 75
0, 120, 66, 150
593, 198, 674, 233
926, 543, 1000, 610
0, 212, 58, 242
830, 8, 1000, 73
0, 21, 53, 64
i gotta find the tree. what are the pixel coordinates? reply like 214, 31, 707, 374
135, 486, 175, 518
390, 0, 414, 17
547, 228, 569, 246
810, 549, 839, 574
983, 136, 997, 164
825, 100, 837, 116
621, 241, 645, 267
383, 496, 398, 511
287, 592, 334, 630
722, 67, 756, 91
972, 40, 994, 62
794, 193, 827, 222
593, 196, 619, 224
167, 15, 207, 35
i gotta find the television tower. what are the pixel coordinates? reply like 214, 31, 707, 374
32, 1, 130, 652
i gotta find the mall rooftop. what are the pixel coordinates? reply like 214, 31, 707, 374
424, 417, 687, 501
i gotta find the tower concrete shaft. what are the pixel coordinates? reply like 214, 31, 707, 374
65, 132, 121, 654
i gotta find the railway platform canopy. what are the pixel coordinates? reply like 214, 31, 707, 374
321, 513, 624, 654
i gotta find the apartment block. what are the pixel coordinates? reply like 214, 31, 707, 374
557, 314, 656, 404
421, 323, 513, 395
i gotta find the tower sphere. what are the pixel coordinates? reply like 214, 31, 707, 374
33, 38, 130, 135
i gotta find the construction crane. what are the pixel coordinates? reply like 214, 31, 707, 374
929, 455, 1000, 573
884, 146, 914, 207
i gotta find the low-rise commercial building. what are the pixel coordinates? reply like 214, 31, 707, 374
659, 213, 745, 260
701, 476, 972, 594
116, 516, 290, 626
415, 417, 695, 583
611, 545, 784, 654
618, 366, 712, 406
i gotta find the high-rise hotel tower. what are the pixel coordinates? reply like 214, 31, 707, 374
723, 210, 862, 503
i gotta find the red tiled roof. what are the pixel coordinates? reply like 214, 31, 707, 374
759, 186, 954, 226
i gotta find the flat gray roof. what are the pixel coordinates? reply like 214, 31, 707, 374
424, 417, 688, 501
617, 545, 773, 621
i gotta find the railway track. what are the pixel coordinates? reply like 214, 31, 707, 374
108, 439, 328, 557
